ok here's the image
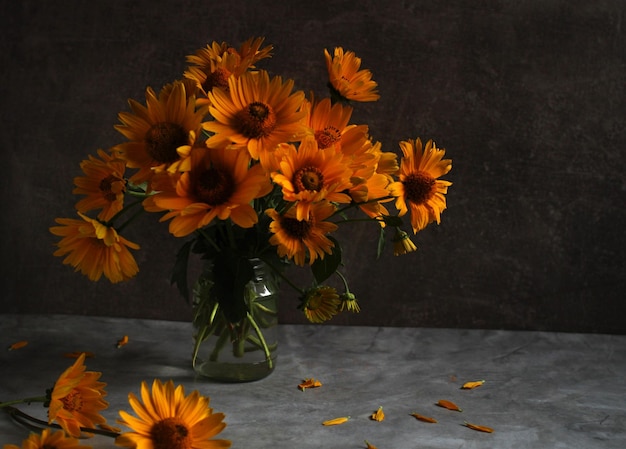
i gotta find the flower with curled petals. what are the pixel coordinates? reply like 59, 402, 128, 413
325, 47, 379, 103
115, 379, 231, 449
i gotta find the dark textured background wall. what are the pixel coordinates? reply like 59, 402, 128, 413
2, 0, 625, 333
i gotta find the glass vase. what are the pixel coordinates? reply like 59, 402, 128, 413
191, 258, 279, 382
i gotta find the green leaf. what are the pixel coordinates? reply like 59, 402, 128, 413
311, 236, 342, 284
171, 239, 194, 302
211, 250, 254, 323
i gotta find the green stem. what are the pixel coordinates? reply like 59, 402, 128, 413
335, 270, 351, 293
0, 396, 47, 408
246, 311, 273, 369
258, 255, 303, 294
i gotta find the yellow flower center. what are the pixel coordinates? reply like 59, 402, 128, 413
196, 167, 235, 205
282, 216, 312, 239
403, 171, 435, 205
294, 166, 324, 192
151, 418, 192, 449
61, 390, 83, 412
203, 67, 231, 92
235, 102, 277, 138
145, 122, 188, 164
315, 126, 341, 149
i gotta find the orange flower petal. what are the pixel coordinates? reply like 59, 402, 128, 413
116, 335, 129, 348
464, 421, 494, 433
436, 399, 462, 412
461, 380, 485, 390
8, 340, 28, 350
298, 378, 322, 391
370, 406, 384, 422
365, 440, 378, 449
410, 413, 437, 423
322, 416, 350, 426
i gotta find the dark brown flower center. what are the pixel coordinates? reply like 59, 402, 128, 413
61, 390, 83, 412
99, 175, 122, 202
202, 67, 231, 92
235, 102, 277, 138
151, 418, 191, 449
403, 172, 435, 204
294, 166, 324, 192
145, 122, 188, 164
315, 126, 341, 149
195, 167, 235, 205
282, 216, 312, 240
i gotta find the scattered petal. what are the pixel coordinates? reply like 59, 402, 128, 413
436, 399, 462, 412
63, 351, 95, 358
298, 378, 322, 391
461, 380, 485, 390
370, 406, 385, 421
410, 413, 437, 423
365, 440, 378, 449
464, 421, 494, 433
8, 340, 28, 350
322, 416, 350, 426
116, 335, 129, 348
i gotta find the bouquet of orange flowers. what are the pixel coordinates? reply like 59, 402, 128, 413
50, 37, 452, 377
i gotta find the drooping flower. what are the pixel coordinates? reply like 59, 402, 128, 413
113, 80, 205, 185
50, 212, 140, 283
4, 429, 92, 449
271, 136, 353, 221
203, 70, 309, 169
48, 353, 108, 437
72, 149, 126, 222
266, 201, 338, 266
185, 37, 273, 106
325, 47, 380, 103
389, 138, 452, 234
392, 229, 418, 256
339, 292, 360, 313
115, 379, 231, 449
144, 145, 272, 237
301, 286, 341, 323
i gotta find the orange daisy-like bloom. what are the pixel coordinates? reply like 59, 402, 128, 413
113, 80, 205, 185
145, 145, 272, 237
389, 138, 452, 233
271, 136, 353, 221
185, 37, 273, 106
73, 149, 126, 221
324, 47, 380, 103
266, 201, 338, 266
50, 212, 140, 283
48, 353, 108, 437
301, 286, 341, 323
115, 379, 231, 449
4, 429, 92, 449
203, 70, 309, 169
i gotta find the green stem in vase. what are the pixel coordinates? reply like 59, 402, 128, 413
246, 311, 273, 369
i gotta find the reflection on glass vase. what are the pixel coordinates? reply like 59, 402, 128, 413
191, 258, 279, 382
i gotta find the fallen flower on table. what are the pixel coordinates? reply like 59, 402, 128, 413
8, 340, 28, 351
3, 428, 92, 449
436, 399, 462, 412
364, 440, 378, 449
410, 413, 438, 423
322, 416, 350, 426
464, 421, 494, 433
115, 335, 129, 348
370, 406, 385, 421
461, 380, 485, 390
298, 378, 322, 391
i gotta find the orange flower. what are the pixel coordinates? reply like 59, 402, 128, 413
271, 136, 353, 221
301, 286, 341, 323
50, 212, 140, 283
48, 353, 108, 437
325, 47, 379, 102
203, 70, 309, 169
4, 429, 92, 449
73, 149, 127, 221
266, 201, 338, 266
116, 379, 231, 449
145, 145, 271, 237
113, 80, 205, 185
389, 138, 452, 233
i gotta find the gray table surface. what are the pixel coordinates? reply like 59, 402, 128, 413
1, 314, 624, 448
